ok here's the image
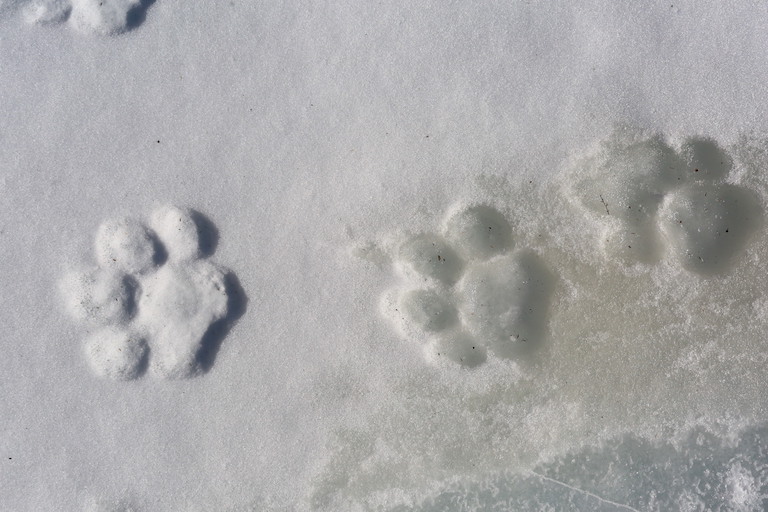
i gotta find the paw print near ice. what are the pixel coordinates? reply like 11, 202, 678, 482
567, 134, 762, 275
62, 206, 234, 380
385, 205, 555, 368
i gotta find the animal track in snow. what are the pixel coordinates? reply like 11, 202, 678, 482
382, 205, 555, 368
566, 133, 762, 275
23, 0, 153, 35
62, 205, 244, 380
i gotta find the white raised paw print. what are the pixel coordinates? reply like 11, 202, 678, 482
566, 132, 762, 275
23, 0, 153, 35
61, 205, 244, 380
383, 204, 555, 368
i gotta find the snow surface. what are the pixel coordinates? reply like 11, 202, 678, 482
3, 0, 768, 510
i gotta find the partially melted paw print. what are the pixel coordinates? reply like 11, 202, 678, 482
62, 206, 237, 380
567, 133, 762, 275
23, 0, 152, 35
383, 205, 555, 368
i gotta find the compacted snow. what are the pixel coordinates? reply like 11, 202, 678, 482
3, 1, 768, 510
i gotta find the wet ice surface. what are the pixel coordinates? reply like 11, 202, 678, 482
565, 133, 762, 275
394, 423, 768, 512
318, 130, 768, 511
383, 204, 554, 367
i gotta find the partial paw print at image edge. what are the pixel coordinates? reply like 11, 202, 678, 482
61, 205, 246, 380
23, 0, 155, 36
383, 205, 555, 368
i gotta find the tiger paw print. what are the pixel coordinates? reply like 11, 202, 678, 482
382, 204, 555, 367
61, 206, 239, 380
567, 133, 762, 275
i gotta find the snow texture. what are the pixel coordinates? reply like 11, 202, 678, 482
395, 423, 768, 512
22, 0, 69, 24
5, 1, 768, 510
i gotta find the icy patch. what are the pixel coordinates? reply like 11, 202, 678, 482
23, 0, 152, 35
392, 424, 768, 512
564, 132, 761, 275
397, 234, 463, 286
61, 206, 240, 380
399, 289, 457, 333
459, 252, 552, 360
383, 204, 555, 367
658, 184, 761, 275
444, 205, 514, 260
327, 135, 768, 509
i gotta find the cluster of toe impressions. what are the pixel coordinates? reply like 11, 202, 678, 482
383, 136, 763, 368
569, 136, 762, 275
386, 205, 555, 368
62, 206, 242, 380
60, 137, 762, 375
